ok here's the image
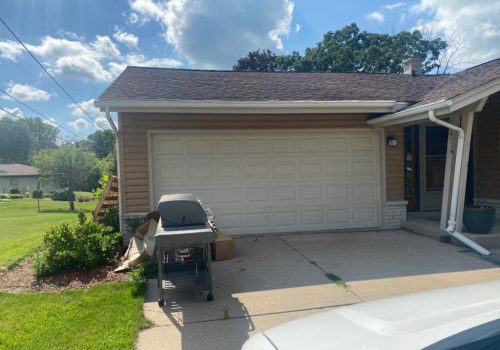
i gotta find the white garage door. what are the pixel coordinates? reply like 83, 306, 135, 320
151, 130, 380, 235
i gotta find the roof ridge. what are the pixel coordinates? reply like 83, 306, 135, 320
124, 65, 443, 77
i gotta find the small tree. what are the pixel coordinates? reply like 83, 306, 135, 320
33, 144, 100, 211
32, 188, 43, 213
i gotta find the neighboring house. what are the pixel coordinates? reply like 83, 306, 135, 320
95, 58, 500, 239
0, 163, 41, 193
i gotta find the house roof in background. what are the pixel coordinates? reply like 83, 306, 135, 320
0, 163, 38, 177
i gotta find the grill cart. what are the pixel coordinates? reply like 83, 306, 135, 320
155, 194, 216, 307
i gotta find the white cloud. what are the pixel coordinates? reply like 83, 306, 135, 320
383, 2, 405, 10
412, 0, 500, 67
113, 27, 139, 47
68, 118, 88, 130
366, 11, 385, 23
129, 0, 295, 69
94, 116, 110, 129
43, 117, 58, 127
0, 107, 25, 119
7, 34, 182, 83
2, 83, 54, 102
0, 40, 23, 61
295, 23, 301, 33
69, 99, 101, 118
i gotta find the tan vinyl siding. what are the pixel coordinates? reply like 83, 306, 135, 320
474, 92, 500, 199
384, 126, 405, 201
120, 112, 370, 213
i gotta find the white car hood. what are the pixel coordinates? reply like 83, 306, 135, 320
243, 281, 500, 350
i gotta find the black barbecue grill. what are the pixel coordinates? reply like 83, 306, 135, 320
155, 194, 216, 306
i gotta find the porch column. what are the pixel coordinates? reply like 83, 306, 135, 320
440, 114, 459, 230
456, 110, 475, 231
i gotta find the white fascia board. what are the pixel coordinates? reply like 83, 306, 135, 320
367, 100, 451, 127
94, 99, 406, 114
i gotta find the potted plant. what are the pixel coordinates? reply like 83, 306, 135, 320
463, 206, 496, 234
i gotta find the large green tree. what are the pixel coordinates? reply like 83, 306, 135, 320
0, 117, 58, 163
234, 23, 447, 73
81, 129, 116, 159
33, 145, 99, 210
0, 119, 32, 163
23, 117, 59, 153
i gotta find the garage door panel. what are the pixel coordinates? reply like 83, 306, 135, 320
152, 131, 380, 234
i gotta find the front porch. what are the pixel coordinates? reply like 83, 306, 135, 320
404, 213, 500, 249
374, 88, 500, 254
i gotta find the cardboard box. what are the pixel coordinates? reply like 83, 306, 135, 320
214, 229, 235, 261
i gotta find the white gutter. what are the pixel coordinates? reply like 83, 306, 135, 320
105, 108, 118, 134
428, 110, 489, 256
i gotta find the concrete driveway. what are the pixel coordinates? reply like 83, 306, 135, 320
136, 230, 500, 350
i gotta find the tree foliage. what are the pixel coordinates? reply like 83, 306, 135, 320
0, 117, 58, 163
234, 23, 447, 74
77, 129, 116, 159
32, 144, 100, 210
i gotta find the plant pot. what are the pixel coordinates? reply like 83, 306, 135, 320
463, 206, 496, 234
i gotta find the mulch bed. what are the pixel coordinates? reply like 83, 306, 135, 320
0, 258, 126, 293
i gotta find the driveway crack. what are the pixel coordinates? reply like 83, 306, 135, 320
276, 236, 364, 302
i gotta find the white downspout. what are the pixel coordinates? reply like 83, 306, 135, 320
105, 108, 123, 233
427, 110, 490, 256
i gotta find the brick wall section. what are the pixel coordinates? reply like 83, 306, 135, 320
473, 91, 500, 200
384, 201, 408, 229
385, 125, 405, 201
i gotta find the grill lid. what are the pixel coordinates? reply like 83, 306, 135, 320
157, 194, 208, 228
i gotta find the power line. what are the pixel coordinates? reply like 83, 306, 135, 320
0, 106, 25, 121
0, 16, 105, 130
0, 88, 83, 140
0, 106, 68, 144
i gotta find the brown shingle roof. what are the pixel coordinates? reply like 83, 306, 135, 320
97, 67, 446, 103
96, 58, 500, 108
0, 163, 38, 177
408, 58, 500, 109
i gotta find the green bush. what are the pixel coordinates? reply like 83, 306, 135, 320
9, 188, 20, 194
51, 188, 75, 201
0, 193, 11, 199
101, 203, 120, 233
10, 193, 24, 199
32, 211, 122, 277
32, 189, 43, 199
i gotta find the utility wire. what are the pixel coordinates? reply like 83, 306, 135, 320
0, 88, 83, 140
0, 16, 104, 130
0, 106, 68, 144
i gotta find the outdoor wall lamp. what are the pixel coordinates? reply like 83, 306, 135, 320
386, 135, 398, 147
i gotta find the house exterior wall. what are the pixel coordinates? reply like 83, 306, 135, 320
120, 112, 372, 214
473, 91, 500, 215
0, 176, 40, 194
382, 125, 406, 228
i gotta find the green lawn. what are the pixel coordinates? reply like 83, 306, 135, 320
0, 198, 96, 270
0, 281, 148, 350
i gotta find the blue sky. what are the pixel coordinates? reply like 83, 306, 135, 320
0, 0, 499, 140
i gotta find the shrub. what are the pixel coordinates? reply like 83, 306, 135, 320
76, 196, 91, 202
32, 189, 43, 199
9, 188, 20, 194
32, 211, 122, 277
51, 188, 75, 201
101, 203, 120, 233
0, 193, 11, 199
9, 194, 23, 199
